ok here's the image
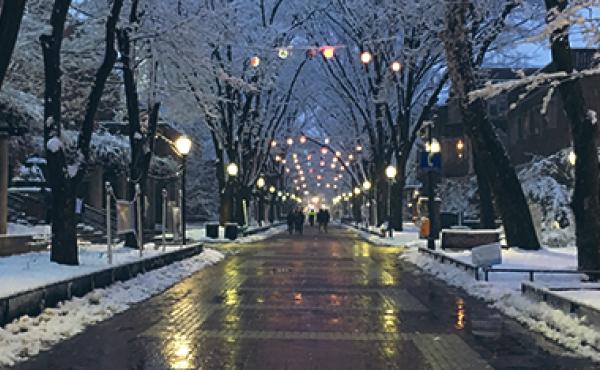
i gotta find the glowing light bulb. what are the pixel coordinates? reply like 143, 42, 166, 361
360, 51, 372, 64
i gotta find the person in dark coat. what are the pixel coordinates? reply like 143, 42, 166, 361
317, 209, 330, 233
294, 209, 305, 235
322, 209, 330, 233
286, 209, 296, 234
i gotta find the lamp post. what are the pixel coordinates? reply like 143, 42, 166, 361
362, 180, 373, 225
256, 176, 265, 226
268, 185, 276, 223
227, 162, 239, 223
425, 126, 441, 250
385, 165, 397, 237
175, 135, 192, 245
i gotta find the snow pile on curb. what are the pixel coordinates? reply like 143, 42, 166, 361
0, 249, 224, 367
188, 225, 286, 244
402, 250, 600, 361
341, 223, 421, 247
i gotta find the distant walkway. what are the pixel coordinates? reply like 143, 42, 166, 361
10, 227, 593, 369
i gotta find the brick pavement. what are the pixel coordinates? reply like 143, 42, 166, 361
8, 227, 596, 369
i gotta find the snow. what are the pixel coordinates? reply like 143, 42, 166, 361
403, 247, 600, 361
0, 249, 224, 367
46, 137, 62, 153
6, 223, 50, 237
342, 222, 421, 247
557, 290, 600, 311
0, 243, 199, 299
186, 224, 286, 244
588, 109, 598, 125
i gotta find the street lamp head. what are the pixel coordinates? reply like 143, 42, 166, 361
226, 162, 239, 177
360, 51, 372, 64
362, 180, 372, 191
568, 150, 576, 166
426, 138, 441, 154
175, 135, 192, 156
256, 177, 266, 189
354, 187, 361, 195
385, 165, 397, 180
269, 185, 276, 194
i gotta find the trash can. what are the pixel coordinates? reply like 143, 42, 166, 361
419, 217, 431, 239
206, 223, 219, 239
224, 223, 238, 240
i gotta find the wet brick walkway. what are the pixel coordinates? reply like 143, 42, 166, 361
8, 227, 596, 369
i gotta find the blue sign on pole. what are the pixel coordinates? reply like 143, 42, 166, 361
419, 151, 441, 171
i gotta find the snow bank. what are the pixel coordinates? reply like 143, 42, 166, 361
342, 222, 421, 247
0, 249, 224, 367
403, 250, 600, 361
186, 224, 285, 244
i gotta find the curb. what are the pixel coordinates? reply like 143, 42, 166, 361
341, 222, 386, 238
521, 282, 600, 330
241, 222, 285, 237
0, 243, 203, 326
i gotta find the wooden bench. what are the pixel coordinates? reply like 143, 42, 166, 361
441, 229, 500, 250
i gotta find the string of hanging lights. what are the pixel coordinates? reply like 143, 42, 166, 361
247, 44, 403, 71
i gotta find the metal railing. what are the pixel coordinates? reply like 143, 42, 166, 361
418, 247, 600, 282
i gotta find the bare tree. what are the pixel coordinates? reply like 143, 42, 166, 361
544, 0, 600, 271
442, 0, 540, 250
0, 0, 27, 90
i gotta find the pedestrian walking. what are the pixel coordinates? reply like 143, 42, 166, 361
317, 209, 328, 233
294, 209, 305, 234
286, 209, 296, 234
323, 209, 330, 233
308, 208, 316, 227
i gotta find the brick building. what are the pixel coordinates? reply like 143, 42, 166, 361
433, 49, 600, 178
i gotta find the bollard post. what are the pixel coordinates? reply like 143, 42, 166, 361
136, 184, 143, 257
106, 182, 112, 264
162, 188, 167, 252
179, 189, 184, 248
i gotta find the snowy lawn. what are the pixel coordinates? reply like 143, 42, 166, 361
0, 242, 196, 299
6, 223, 51, 237
0, 249, 224, 367
403, 247, 600, 361
555, 290, 600, 311
1, 224, 284, 299
436, 246, 590, 287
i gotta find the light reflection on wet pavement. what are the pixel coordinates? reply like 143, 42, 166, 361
10, 227, 596, 369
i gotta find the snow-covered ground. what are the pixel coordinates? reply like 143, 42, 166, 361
0, 249, 224, 367
0, 243, 192, 298
6, 223, 50, 236
187, 223, 286, 244
403, 247, 600, 361
1, 224, 284, 299
342, 222, 421, 246
556, 290, 600, 311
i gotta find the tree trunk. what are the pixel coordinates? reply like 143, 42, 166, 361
472, 146, 496, 228
0, 0, 26, 90
41, 0, 77, 265
443, 0, 540, 250
220, 180, 234, 225
389, 157, 407, 231
117, 25, 142, 248
545, 0, 600, 271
